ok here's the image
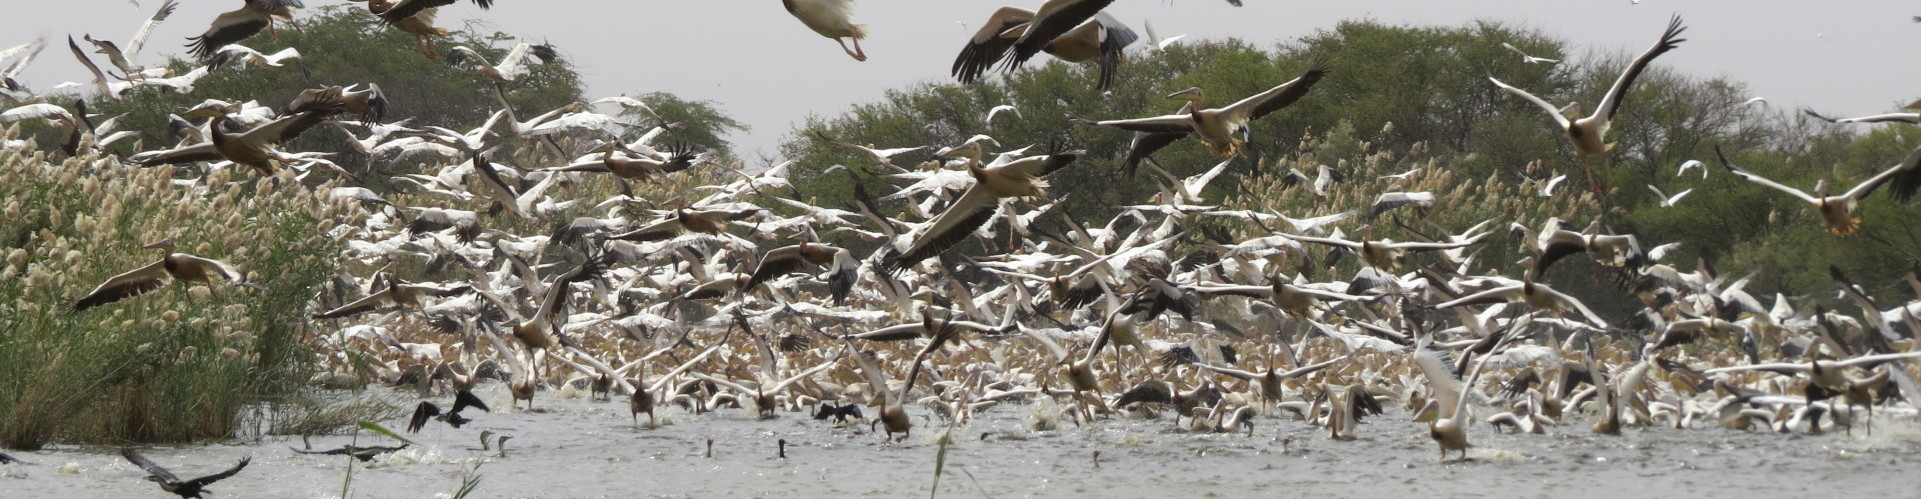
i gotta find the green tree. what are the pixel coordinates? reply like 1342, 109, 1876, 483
615, 92, 746, 163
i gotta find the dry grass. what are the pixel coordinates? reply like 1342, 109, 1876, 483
0, 125, 355, 449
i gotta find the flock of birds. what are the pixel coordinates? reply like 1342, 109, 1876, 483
7, 0, 1921, 496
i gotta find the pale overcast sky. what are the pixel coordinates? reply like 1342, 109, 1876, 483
4, 1, 1917, 157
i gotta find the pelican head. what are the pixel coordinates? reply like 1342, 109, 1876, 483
1165, 87, 1204, 102
1813, 179, 1831, 197
182, 100, 235, 119
934, 140, 983, 162
141, 239, 177, 250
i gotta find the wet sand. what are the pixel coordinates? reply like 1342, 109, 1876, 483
7, 385, 1921, 498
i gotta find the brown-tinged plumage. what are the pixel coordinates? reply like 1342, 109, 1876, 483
354, 0, 450, 58
1716, 144, 1921, 235
1490, 16, 1685, 171
73, 240, 258, 311
886, 142, 1081, 271
378, 0, 492, 25
741, 242, 860, 304
186, 0, 305, 60
1091, 60, 1330, 156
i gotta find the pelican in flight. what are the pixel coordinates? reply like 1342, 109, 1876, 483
187, 0, 306, 60
130, 98, 338, 171
352, 0, 451, 58
973, 0, 1117, 77
1279, 229, 1485, 271
447, 43, 557, 83
783, 0, 868, 61
82, 0, 177, 76
311, 278, 469, 319
1489, 16, 1684, 172
884, 141, 1081, 271
1415, 330, 1511, 461
73, 240, 259, 312
1501, 42, 1558, 64
1715, 145, 1921, 235
741, 242, 861, 304
1437, 280, 1608, 329
1089, 60, 1331, 156
379, 0, 493, 25
953, 8, 1137, 89
208, 97, 338, 175
1803, 108, 1920, 125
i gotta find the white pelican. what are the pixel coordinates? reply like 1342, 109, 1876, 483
1538, 173, 1568, 197
1675, 159, 1706, 179
741, 242, 860, 304
1367, 191, 1436, 219
0, 38, 46, 97
1647, 184, 1691, 207
885, 142, 1081, 271
208, 44, 302, 70
1141, 19, 1183, 53
1090, 60, 1331, 156
1437, 280, 1608, 329
208, 98, 333, 175
353, 0, 452, 58
953, 7, 1136, 89
783, 0, 868, 61
985, 104, 1021, 126
1532, 220, 1643, 276
379, 0, 492, 25
1501, 41, 1558, 64
1279, 230, 1485, 271
1489, 16, 1684, 168
312, 279, 469, 319
72, 240, 259, 311
813, 131, 926, 170
847, 342, 912, 442
187, 0, 306, 60
82, 0, 177, 75
997, 0, 1117, 74
1188, 352, 1347, 411
1803, 108, 1920, 125
447, 43, 556, 83
0, 100, 94, 155
66, 36, 131, 100
1716, 145, 1921, 235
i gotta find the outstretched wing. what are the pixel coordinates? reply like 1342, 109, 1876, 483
1490, 76, 1571, 129
73, 260, 169, 311
452, 389, 490, 414
1594, 16, 1686, 121
953, 7, 1033, 84
184, 456, 250, 488
1716, 146, 1819, 204
120, 448, 181, 484
1235, 59, 1333, 122
125, 0, 180, 63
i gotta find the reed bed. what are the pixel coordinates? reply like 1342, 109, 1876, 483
0, 126, 353, 449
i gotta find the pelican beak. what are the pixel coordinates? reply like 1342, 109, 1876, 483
182, 103, 225, 118
935, 142, 981, 161
141, 239, 176, 250
1165, 87, 1203, 100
